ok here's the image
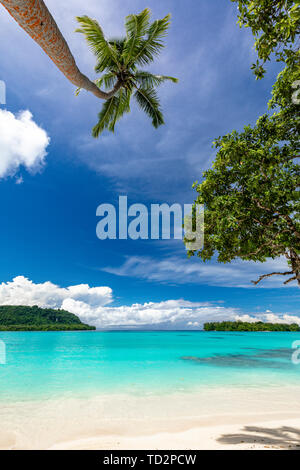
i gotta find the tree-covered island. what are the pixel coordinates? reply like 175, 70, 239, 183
0, 305, 95, 331
204, 321, 300, 332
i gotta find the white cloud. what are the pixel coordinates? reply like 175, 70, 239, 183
61, 297, 240, 329
235, 312, 300, 325
0, 276, 299, 329
0, 110, 50, 178
0, 277, 237, 328
0, 276, 112, 309
102, 255, 298, 289
15, 175, 24, 185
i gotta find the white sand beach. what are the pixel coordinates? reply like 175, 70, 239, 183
50, 418, 300, 450
1, 385, 300, 450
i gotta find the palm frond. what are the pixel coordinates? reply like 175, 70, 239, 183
92, 90, 132, 136
95, 62, 119, 74
94, 72, 117, 90
122, 8, 151, 65
134, 87, 164, 128
92, 97, 118, 137
135, 71, 178, 87
76, 16, 121, 72
109, 88, 131, 132
76, 71, 122, 95
108, 37, 126, 55
125, 8, 150, 38
129, 14, 171, 66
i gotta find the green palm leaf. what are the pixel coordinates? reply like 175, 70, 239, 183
122, 8, 151, 65
93, 90, 131, 136
76, 72, 118, 96
130, 14, 171, 66
76, 9, 177, 137
76, 16, 121, 72
108, 37, 126, 53
94, 72, 117, 90
134, 87, 164, 128
109, 89, 131, 132
135, 71, 178, 87
92, 97, 118, 137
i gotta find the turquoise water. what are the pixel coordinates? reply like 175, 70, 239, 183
0, 331, 299, 401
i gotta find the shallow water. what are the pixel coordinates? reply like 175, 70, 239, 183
0, 331, 299, 401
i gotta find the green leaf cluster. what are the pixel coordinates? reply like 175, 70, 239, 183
186, 65, 300, 285
232, 0, 300, 78
185, 3, 300, 286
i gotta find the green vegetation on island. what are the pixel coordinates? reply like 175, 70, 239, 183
204, 321, 300, 332
0, 305, 96, 331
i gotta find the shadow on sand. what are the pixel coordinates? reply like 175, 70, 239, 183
217, 425, 300, 449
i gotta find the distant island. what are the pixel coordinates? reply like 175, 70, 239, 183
204, 321, 300, 332
0, 305, 96, 331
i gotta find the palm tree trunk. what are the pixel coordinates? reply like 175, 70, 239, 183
0, 0, 121, 99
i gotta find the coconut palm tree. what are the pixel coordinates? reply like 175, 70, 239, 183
0, 1, 177, 136
0, 0, 114, 98
75, 8, 178, 137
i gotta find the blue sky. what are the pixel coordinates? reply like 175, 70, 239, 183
0, 0, 299, 329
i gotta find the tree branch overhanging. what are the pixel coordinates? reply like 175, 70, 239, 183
251, 271, 294, 286
253, 198, 300, 240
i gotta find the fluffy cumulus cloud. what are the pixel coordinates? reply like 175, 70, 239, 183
0, 276, 112, 309
235, 313, 300, 325
0, 276, 299, 329
0, 110, 50, 178
62, 298, 241, 329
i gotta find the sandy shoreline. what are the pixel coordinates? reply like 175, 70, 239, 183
50, 417, 300, 450
1, 386, 300, 450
